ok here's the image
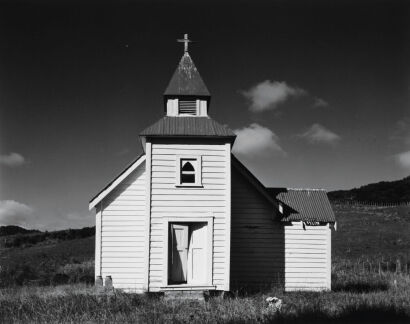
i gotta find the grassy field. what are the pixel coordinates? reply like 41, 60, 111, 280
0, 271, 409, 323
0, 204, 409, 323
333, 204, 410, 261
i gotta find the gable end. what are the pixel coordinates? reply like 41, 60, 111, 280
89, 154, 146, 209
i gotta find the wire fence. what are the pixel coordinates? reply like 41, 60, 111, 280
331, 200, 410, 207
335, 255, 410, 277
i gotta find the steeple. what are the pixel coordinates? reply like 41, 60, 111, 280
164, 34, 210, 117
140, 34, 235, 143
164, 52, 210, 97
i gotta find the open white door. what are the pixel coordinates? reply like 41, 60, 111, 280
188, 223, 207, 284
169, 224, 189, 284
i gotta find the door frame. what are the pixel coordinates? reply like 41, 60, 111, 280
162, 213, 214, 287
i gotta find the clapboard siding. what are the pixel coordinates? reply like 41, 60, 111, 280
230, 167, 285, 288
231, 167, 331, 291
100, 161, 147, 291
284, 221, 331, 291
148, 142, 229, 291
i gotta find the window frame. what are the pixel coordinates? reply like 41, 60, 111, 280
176, 155, 202, 187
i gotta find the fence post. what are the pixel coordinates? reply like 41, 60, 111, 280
396, 259, 401, 274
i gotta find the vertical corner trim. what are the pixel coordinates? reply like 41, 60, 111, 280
95, 202, 102, 277
224, 142, 231, 291
327, 224, 332, 290
143, 141, 152, 291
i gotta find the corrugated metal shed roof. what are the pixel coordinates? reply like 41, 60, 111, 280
268, 188, 336, 223
164, 53, 210, 97
140, 117, 236, 139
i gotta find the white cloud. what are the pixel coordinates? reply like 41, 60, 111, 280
242, 80, 307, 112
391, 118, 410, 145
313, 97, 329, 108
394, 151, 410, 169
0, 200, 34, 227
299, 123, 341, 145
232, 123, 286, 157
0, 201, 94, 230
0, 152, 26, 167
45, 211, 95, 230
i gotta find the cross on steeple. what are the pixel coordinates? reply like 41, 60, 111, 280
177, 34, 192, 53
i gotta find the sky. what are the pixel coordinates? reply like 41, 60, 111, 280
0, 0, 409, 230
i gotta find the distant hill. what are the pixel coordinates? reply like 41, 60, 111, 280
0, 225, 40, 237
328, 176, 410, 203
0, 226, 95, 248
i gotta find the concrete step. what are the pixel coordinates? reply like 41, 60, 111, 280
164, 290, 205, 301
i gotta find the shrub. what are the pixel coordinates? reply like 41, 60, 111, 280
57, 261, 94, 284
51, 273, 69, 286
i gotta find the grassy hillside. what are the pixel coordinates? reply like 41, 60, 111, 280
332, 204, 410, 261
329, 176, 410, 203
0, 227, 95, 287
0, 205, 410, 322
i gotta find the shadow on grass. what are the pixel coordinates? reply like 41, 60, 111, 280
241, 305, 410, 324
282, 305, 409, 324
332, 273, 390, 293
333, 280, 389, 293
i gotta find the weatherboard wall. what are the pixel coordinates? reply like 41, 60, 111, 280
284, 221, 331, 291
147, 140, 231, 291
99, 162, 147, 292
230, 167, 285, 288
230, 167, 331, 291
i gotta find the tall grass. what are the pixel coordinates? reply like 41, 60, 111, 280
1, 261, 409, 323
0, 260, 94, 287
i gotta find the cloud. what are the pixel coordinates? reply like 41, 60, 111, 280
0, 152, 26, 167
394, 151, 410, 169
313, 97, 329, 108
241, 80, 307, 112
0, 200, 34, 227
299, 123, 341, 145
232, 123, 286, 157
0, 200, 94, 230
391, 118, 410, 145
45, 211, 95, 230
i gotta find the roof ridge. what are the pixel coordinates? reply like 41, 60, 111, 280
286, 188, 327, 191
139, 115, 236, 138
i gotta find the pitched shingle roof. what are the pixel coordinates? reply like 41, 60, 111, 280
268, 188, 336, 223
140, 117, 236, 139
164, 53, 210, 97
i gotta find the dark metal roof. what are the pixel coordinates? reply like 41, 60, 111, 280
164, 53, 210, 97
140, 117, 236, 139
268, 188, 336, 223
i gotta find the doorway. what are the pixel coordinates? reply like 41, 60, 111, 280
168, 222, 207, 285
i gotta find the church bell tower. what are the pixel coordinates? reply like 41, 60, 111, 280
163, 34, 211, 117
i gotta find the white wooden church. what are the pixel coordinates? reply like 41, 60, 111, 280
89, 35, 336, 293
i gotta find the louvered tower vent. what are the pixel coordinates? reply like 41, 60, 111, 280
178, 100, 197, 115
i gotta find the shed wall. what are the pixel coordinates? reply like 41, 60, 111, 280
284, 221, 331, 291
99, 162, 147, 292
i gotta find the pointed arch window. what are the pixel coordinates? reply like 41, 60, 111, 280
176, 156, 202, 187
181, 160, 195, 183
